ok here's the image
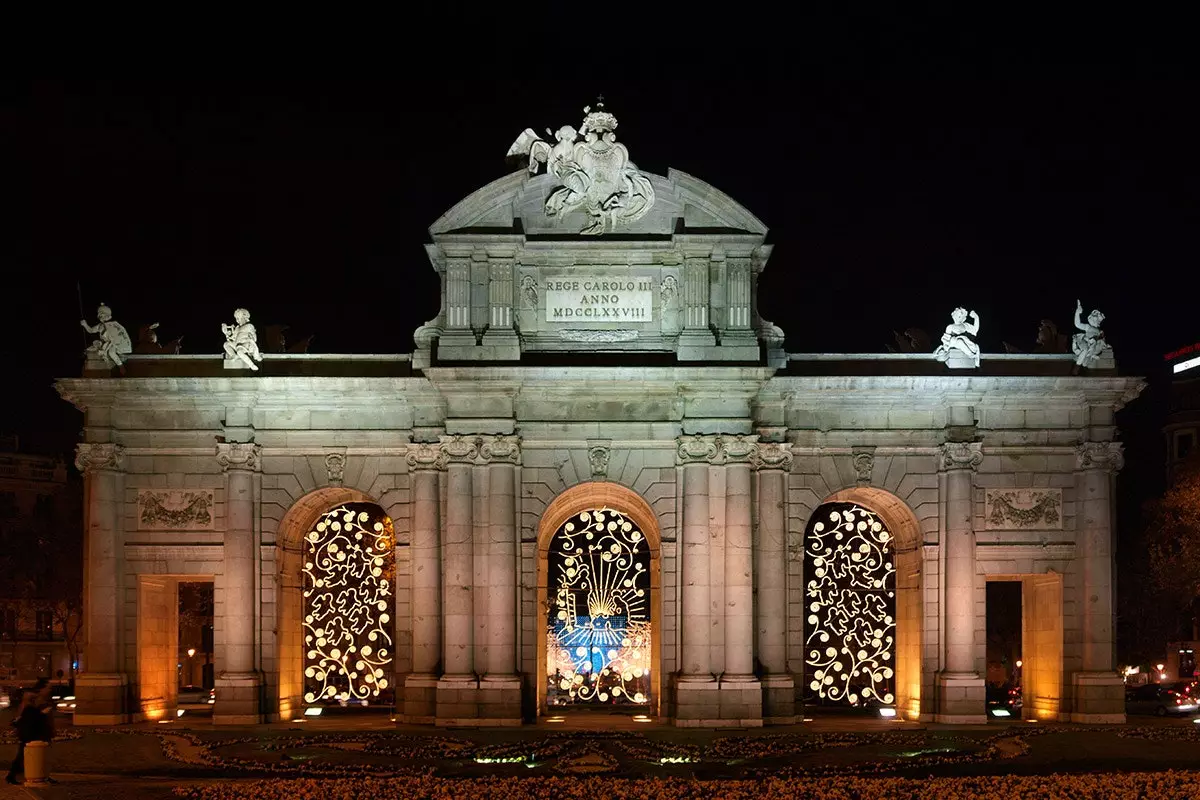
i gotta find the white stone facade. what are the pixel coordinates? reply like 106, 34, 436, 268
56, 166, 1145, 727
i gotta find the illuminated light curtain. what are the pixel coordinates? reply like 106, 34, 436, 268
804, 503, 896, 707
547, 508, 651, 706
302, 503, 395, 705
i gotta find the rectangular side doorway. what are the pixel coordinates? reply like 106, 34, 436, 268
178, 580, 215, 718
135, 575, 214, 722
985, 580, 1023, 721
985, 575, 1064, 722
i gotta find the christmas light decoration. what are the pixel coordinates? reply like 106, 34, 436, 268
546, 508, 651, 706
804, 503, 896, 707
302, 504, 395, 705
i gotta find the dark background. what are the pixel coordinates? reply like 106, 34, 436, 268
11, 78, 1199, 650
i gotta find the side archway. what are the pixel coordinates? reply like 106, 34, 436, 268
536, 482, 663, 718
807, 486, 924, 720
275, 487, 376, 720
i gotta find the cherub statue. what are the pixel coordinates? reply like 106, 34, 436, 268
1071, 299, 1112, 368
932, 307, 981, 367
80, 303, 133, 367
221, 308, 262, 370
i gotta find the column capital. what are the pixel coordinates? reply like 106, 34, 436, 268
406, 442, 444, 471
719, 434, 759, 465
437, 434, 479, 465
940, 441, 983, 472
216, 441, 261, 472
74, 442, 125, 474
676, 433, 721, 465
752, 442, 793, 472
1076, 441, 1124, 473
434, 434, 522, 466
478, 434, 521, 465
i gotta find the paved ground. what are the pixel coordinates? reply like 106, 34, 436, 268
1, 712, 1198, 798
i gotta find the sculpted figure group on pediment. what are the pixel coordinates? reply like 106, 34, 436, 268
507, 100, 655, 236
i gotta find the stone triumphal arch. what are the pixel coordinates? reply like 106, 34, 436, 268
59, 102, 1143, 727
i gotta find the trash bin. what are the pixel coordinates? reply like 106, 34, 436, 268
22, 740, 49, 785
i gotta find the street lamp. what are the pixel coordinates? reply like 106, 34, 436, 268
186, 649, 196, 686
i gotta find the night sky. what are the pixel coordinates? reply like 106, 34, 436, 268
18, 79, 1199, 528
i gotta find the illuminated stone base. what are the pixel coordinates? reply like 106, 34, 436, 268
1069, 671, 1126, 723
934, 672, 986, 724
403, 674, 438, 724
478, 675, 523, 724
718, 677, 763, 726
435, 676, 522, 727
213, 672, 264, 725
72, 672, 130, 726
761, 674, 796, 724
674, 676, 763, 727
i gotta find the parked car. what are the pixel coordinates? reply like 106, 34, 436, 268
1125, 680, 1199, 716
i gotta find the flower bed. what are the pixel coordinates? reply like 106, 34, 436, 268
172, 770, 1200, 799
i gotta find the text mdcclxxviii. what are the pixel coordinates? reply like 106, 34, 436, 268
547, 508, 651, 706
804, 503, 897, 708
302, 504, 396, 706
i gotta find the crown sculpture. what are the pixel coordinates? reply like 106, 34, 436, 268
507, 100, 656, 235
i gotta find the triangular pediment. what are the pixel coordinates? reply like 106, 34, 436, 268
429, 169, 767, 238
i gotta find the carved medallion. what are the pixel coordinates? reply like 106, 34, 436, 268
137, 489, 215, 531
852, 447, 875, 485
587, 440, 611, 478
984, 489, 1063, 530
325, 452, 346, 485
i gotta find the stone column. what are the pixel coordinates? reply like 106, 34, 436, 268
214, 442, 263, 724
753, 442, 795, 722
73, 443, 129, 725
720, 435, 763, 725
1071, 441, 1126, 723
478, 435, 522, 724
674, 434, 719, 725
436, 435, 479, 724
403, 444, 441, 723
936, 441, 986, 723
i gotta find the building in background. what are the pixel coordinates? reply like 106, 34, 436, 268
0, 435, 81, 690
1164, 341, 1200, 481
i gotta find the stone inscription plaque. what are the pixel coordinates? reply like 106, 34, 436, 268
543, 276, 653, 323
137, 489, 215, 531
984, 488, 1062, 530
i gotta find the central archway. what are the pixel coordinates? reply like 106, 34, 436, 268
536, 482, 662, 718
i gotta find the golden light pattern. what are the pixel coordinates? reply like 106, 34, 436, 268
302, 503, 395, 705
804, 503, 896, 707
547, 508, 651, 706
